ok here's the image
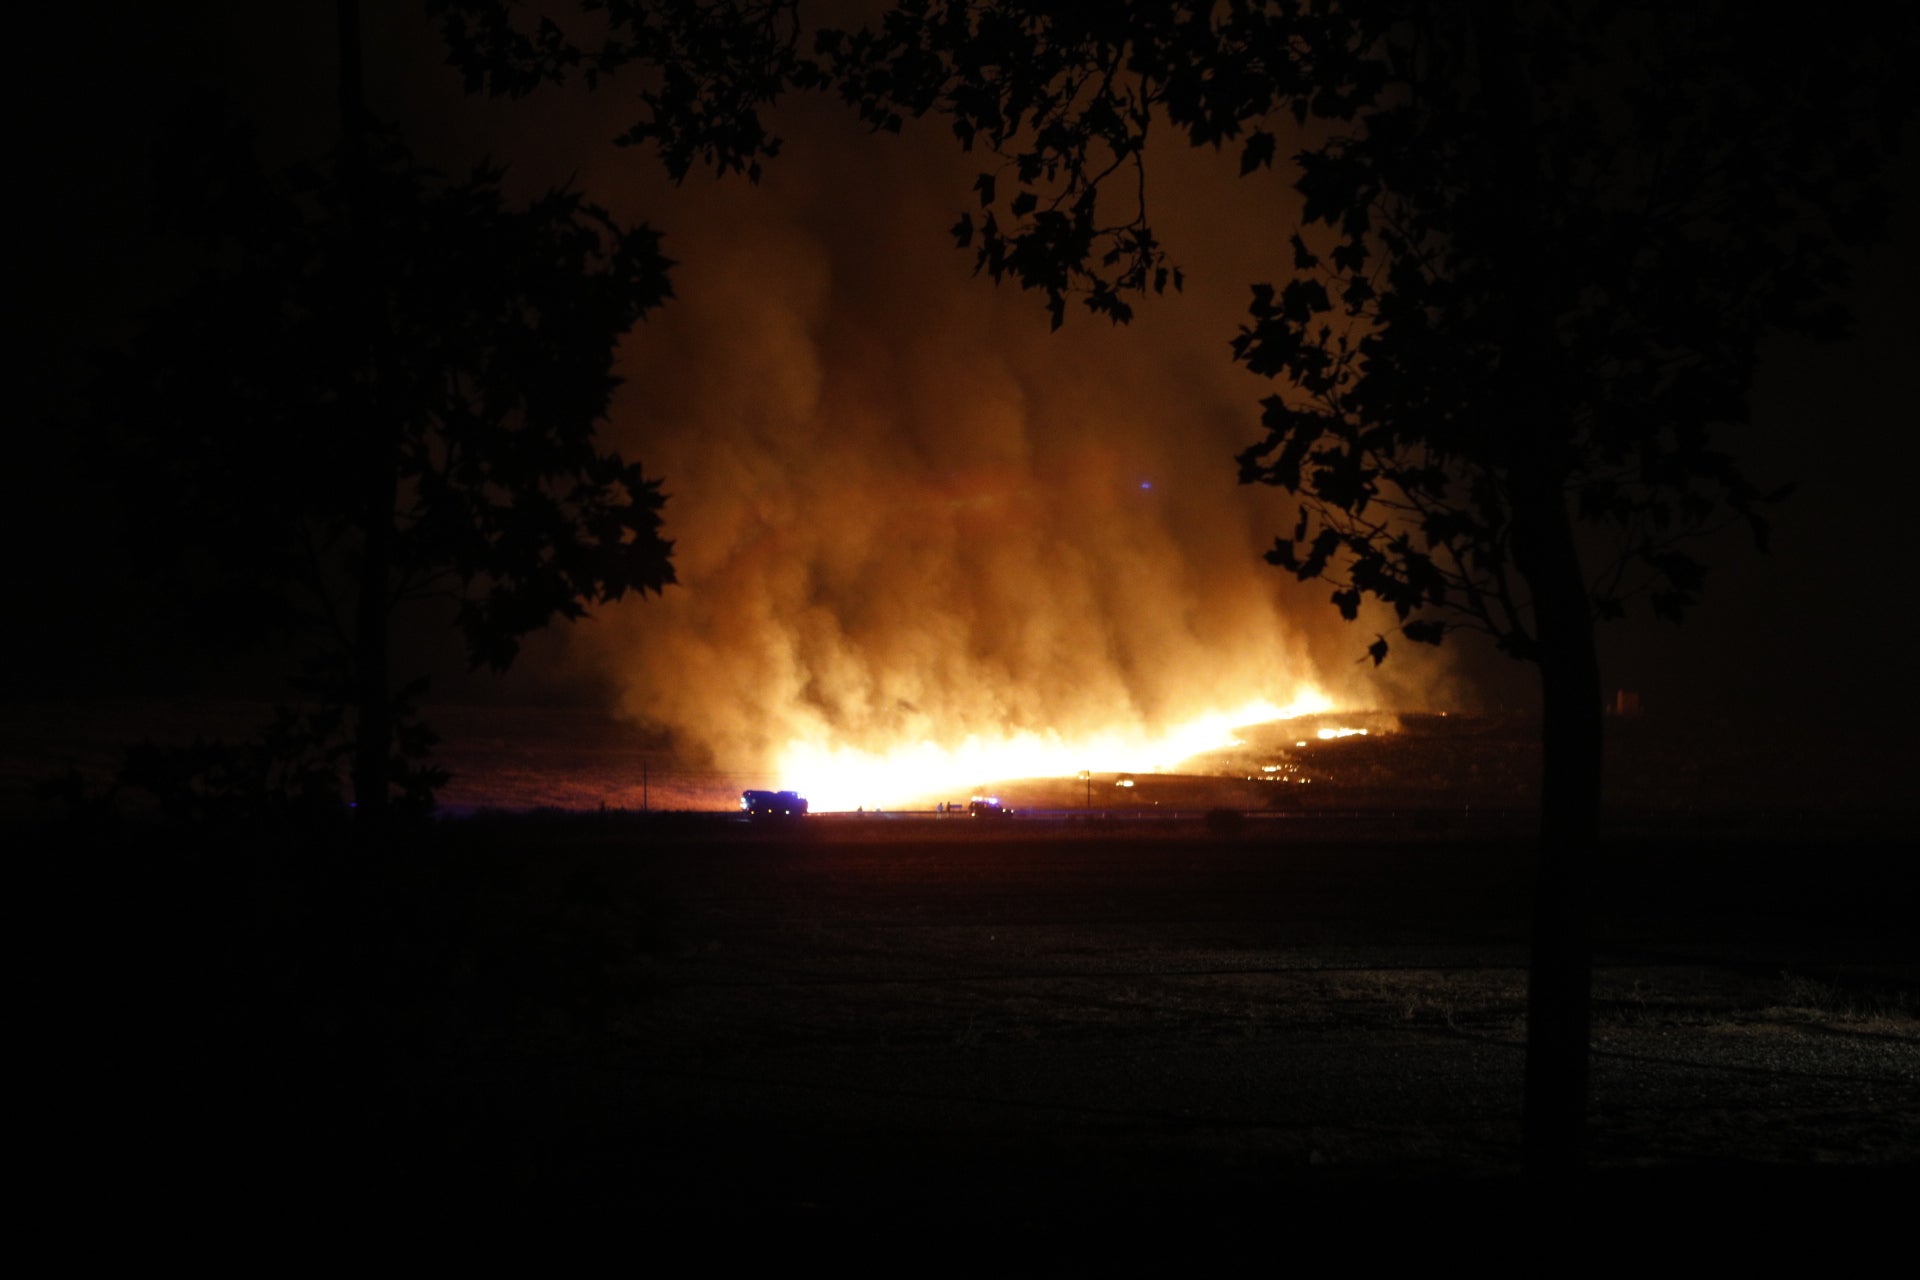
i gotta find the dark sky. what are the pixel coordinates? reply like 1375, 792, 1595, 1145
15, 3, 1920, 770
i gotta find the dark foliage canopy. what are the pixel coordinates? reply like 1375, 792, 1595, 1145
813, 0, 1912, 662
112, 119, 677, 809
430, 0, 812, 181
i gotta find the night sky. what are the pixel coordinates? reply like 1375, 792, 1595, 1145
15, 2, 1920, 782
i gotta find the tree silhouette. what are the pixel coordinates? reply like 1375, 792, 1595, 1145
432, 0, 1913, 1170
113, 114, 676, 822
811, 0, 1911, 1175
429, 0, 811, 179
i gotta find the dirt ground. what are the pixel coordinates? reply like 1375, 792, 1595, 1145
39, 811, 1918, 1254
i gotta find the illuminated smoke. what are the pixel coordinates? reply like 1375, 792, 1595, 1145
566, 101, 1462, 789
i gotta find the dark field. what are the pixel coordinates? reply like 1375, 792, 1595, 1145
39, 809, 1917, 1253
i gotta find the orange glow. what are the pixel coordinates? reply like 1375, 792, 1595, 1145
1316, 727, 1369, 739
774, 691, 1333, 811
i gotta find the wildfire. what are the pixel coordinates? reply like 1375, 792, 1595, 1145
774, 691, 1334, 811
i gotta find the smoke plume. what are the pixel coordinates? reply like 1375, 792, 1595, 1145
568, 101, 1458, 772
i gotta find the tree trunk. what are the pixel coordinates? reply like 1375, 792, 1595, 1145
352, 471, 395, 826
1467, 0, 1603, 1177
337, 0, 390, 828
1512, 475, 1602, 1177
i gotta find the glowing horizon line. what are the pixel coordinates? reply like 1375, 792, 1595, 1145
772, 691, 1335, 812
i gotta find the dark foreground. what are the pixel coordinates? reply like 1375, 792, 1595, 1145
35, 812, 1919, 1254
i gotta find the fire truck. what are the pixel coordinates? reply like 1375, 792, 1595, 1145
741, 789, 809, 818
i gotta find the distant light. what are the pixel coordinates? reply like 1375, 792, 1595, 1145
1139, 481, 1153, 490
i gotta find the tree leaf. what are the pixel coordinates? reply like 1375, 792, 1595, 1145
1239, 129, 1277, 175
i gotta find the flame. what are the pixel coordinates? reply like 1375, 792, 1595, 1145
773, 691, 1334, 811
1316, 727, 1369, 739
